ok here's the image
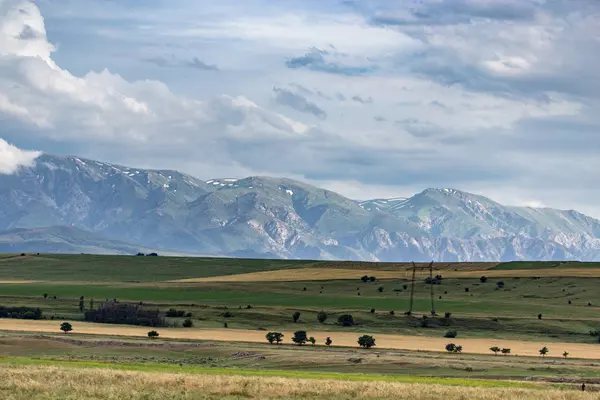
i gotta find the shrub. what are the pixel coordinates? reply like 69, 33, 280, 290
563, 351, 569, 359
221, 311, 233, 318
325, 337, 332, 346
370, 308, 375, 313
377, 286, 384, 292
0, 306, 42, 320
480, 276, 488, 283
292, 330, 307, 345
293, 311, 301, 323
420, 315, 429, 328
84, 303, 165, 327
589, 330, 600, 337
148, 330, 159, 339
538, 313, 542, 320
389, 310, 395, 315
60, 322, 72, 334
182, 318, 194, 328
358, 335, 376, 348
266, 332, 284, 344
361, 275, 369, 282
317, 311, 328, 324
369, 276, 376, 282
43, 293, 48, 299
501, 348, 511, 356
444, 312, 452, 319
539, 346, 549, 357
223, 322, 228, 328
444, 330, 457, 338
337, 314, 354, 327
147, 252, 158, 257
403, 284, 408, 290
446, 343, 457, 353
309, 337, 316, 345
165, 308, 186, 317
490, 346, 500, 355
464, 287, 469, 293
496, 281, 505, 289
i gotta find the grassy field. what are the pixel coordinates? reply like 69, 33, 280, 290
1, 253, 600, 398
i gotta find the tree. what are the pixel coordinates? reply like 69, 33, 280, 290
496, 281, 505, 289
293, 311, 301, 323
60, 322, 72, 334
539, 346, 549, 357
89, 298, 94, 310
182, 318, 194, 328
309, 337, 316, 346
266, 332, 284, 344
563, 351, 569, 359
369, 276, 376, 282
501, 348, 511, 356
370, 308, 376, 313
464, 287, 469, 293
480, 276, 488, 283
490, 346, 501, 356
455, 345, 463, 353
43, 293, 48, 299
446, 343, 457, 353
337, 314, 354, 327
292, 330, 307, 345
148, 330, 159, 339
317, 311, 328, 324
377, 286, 384, 293
358, 335, 376, 348
444, 330, 457, 338
389, 310, 395, 316
361, 275, 369, 282
79, 297, 85, 312
325, 337, 332, 346
444, 312, 452, 319
538, 313, 542, 320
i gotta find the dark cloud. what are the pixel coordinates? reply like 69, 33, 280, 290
352, 95, 373, 104
144, 55, 219, 71
272, 87, 327, 119
285, 47, 376, 76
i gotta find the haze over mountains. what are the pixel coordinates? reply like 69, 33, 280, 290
1, 153, 600, 261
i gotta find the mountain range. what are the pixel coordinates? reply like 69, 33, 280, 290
1, 153, 600, 261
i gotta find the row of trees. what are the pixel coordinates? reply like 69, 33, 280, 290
266, 331, 375, 348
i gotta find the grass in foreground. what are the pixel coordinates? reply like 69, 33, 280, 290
0, 361, 596, 399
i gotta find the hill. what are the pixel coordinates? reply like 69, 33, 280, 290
1, 154, 600, 261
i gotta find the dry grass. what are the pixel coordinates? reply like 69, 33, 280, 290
0, 364, 595, 400
170, 267, 600, 283
2, 320, 600, 360
0, 280, 40, 284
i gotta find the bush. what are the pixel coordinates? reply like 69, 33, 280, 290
325, 337, 332, 346
221, 311, 233, 318
496, 281, 505, 289
358, 335, 376, 348
292, 330, 307, 345
377, 286, 384, 292
538, 313, 542, 320
148, 330, 159, 339
182, 318, 194, 328
0, 306, 42, 320
539, 346, 549, 357
317, 311, 328, 324
464, 287, 469, 293
403, 284, 408, 290
480, 276, 488, 283
369, 276, 376, 282
165, 308, 186, 317
444, 330, 457, 338
490, 346, 501, 355
444, 312, 452, 319
293, 311, 301, 323
337, 314, 354, 327
60, 322, 72, 334
420, 315, 429, 328
389, 310, 395, 316
309, 337, 316, 345
445, 343, 462, 353
266, 332, 284, 344
84, 303, 165, 327
370, 308, 375, 313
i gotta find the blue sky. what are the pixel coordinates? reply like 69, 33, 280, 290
1, 0, 600, 216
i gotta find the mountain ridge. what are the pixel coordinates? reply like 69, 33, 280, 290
1, 152, 600, 261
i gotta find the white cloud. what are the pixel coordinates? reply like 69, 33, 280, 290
0, 137, 39, 174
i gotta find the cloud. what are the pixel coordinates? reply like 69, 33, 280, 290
144, 54, 218, 70
351, 95, 373, 104
272, 87, 326, 118
286, 47, 376, 75
0, 138, 40, 174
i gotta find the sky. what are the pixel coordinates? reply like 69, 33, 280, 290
0, 0, 599, 216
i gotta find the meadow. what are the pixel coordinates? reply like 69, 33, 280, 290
0, 253, 599, 398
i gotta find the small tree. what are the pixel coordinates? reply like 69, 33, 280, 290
389, 310, 395, 315
148, 330, 159, 339
60, 322, 72, 334
361, 275, 369, 282
292, 311, 301, 323
480, 276, 488, 283
538, 313, 542, 320
43, 293, 48, 299
266, 332, 284, 344
496, 281, 505, 289
292, 330, 307, 345
182, 318, 194, 328
444, 312, 452, 319
455, 345, 463, 353
89, 298, 94, 310
79, 298, 85, 313
501, 348, 511, 356
337, 314, 354, 327
358, 335, 376, 348
444, 330, 457, 338
317, 311, 328, 324
464, 287, 469, 293
370, 308, 376, 313
369, 276, 376, 282
309, 337, 316, 346
377, 286, 384, 293
325, 337, 332, 346
445, 343, 457, 353
539, 346, 549, 357
490, 346, 501, 356
563, 351, 569, 359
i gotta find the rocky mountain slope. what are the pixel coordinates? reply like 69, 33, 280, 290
1, 154, 600, 261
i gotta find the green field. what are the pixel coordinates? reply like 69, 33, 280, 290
1, 253, 600, 396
